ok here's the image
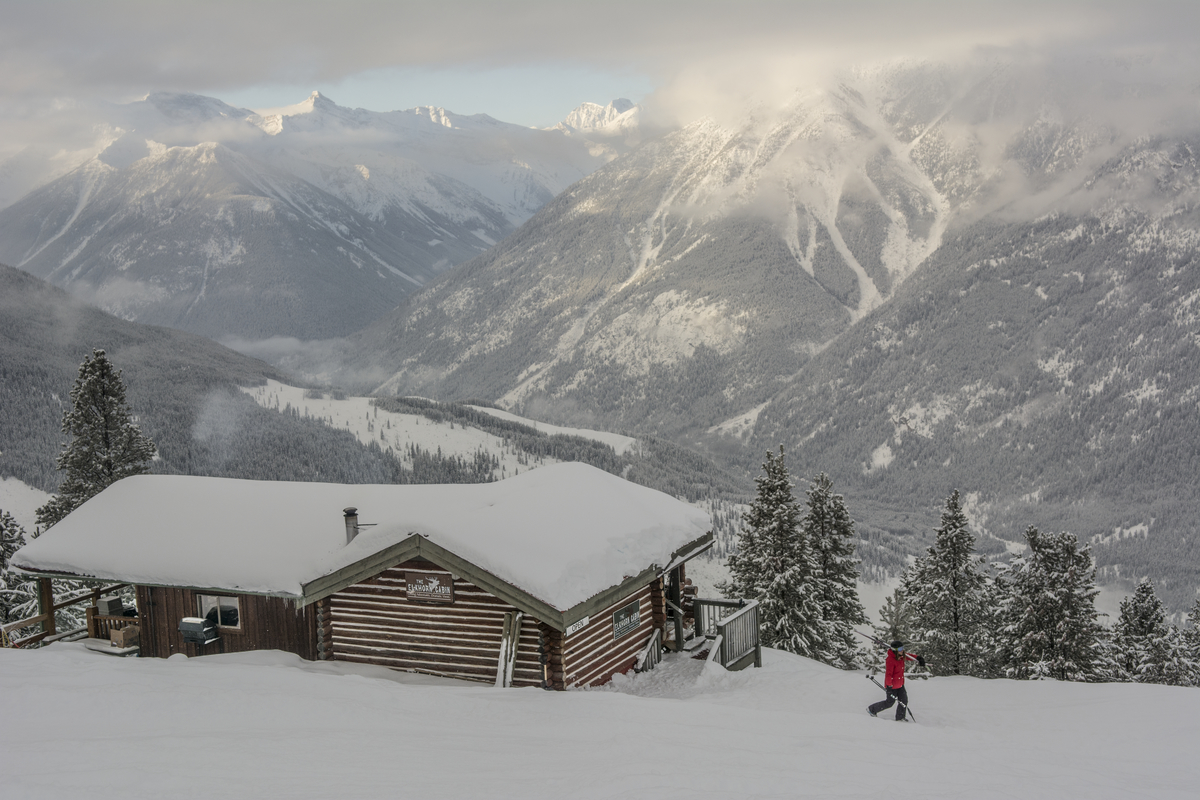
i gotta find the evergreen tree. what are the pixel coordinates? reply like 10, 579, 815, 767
1182, 600, 1200, 687
1, 510, 36, 630
901, 490, 989, 676
869, 586, 913, 671
36, 349, 157, 528
802, 473, 867, 668
1116, 579, 1194, 686
1115, 578, 1167, 681
723, 447, 826, 659
0, 510, 25, 572
1001, 526, 1109, 682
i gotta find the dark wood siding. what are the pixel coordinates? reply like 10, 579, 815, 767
328, 560, 544, 687
560, 585, 655, 688
135, 586, 317, 660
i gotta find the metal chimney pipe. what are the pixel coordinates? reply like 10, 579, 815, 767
344, 507, 358, 545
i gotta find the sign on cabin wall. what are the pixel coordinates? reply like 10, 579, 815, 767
612, 600, 640, 639
405, 571, 455, 604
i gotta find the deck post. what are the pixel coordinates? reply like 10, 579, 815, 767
37, 578, 56, 639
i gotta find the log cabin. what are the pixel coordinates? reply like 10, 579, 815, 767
12, 462, 712, 689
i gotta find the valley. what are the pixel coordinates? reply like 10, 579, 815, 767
2, 56, 1198, 612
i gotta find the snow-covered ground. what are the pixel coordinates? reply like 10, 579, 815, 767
466, 404, 637, 455
3, 644, 1196, 799
241, 381, 556, 478
0, 476, 51, 531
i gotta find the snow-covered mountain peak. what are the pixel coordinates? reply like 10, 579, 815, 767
0, 86, 616, 340
409, 106, 457, 129
560, 99, 639, 133
306, 90, 339, 113
143, 92, 252, 124
246, 91, 343, 134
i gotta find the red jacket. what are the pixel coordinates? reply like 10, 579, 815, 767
884, 649, 906, 688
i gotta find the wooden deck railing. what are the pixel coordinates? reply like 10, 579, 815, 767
694, 597, 762, 671
1, 578, 129, 648
694, 597, 747, 638
712, 600, 761, 670
86, 607, 138, 640
635, 627, 663, 673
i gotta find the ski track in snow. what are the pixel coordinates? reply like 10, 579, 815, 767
4, 644, 1197, 799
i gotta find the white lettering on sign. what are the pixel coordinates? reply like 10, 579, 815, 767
565, 616, 590, 636
405, 571, 455, 603
612, 600, 641, 639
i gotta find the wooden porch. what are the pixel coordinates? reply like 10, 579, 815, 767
1, 577, 138, 650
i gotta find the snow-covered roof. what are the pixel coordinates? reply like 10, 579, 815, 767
12, 463, 710, 613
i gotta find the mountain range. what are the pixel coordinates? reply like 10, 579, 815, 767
334, 57, 1200, 609
2, 57, 1198, 609
0, 93, 636, 339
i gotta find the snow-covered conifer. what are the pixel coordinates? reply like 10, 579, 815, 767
724, 447, 826, 660
36, 349, 157, 528
901, 490, 989, 676
1115, 578, 1167, 681
1, 510, 35, 629
0, 510, 25, 573
1183, 600, 1200, 687
1001, 526, 1109, 682
869, 586, 913, 671
802, 473, 867, 668
1116, 579, 1193, 686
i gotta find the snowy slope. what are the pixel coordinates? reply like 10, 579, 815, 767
240, 380, 639, 476
0, 477, 51, 532
337, 57, 1200, 606
4, 644, 1197, 799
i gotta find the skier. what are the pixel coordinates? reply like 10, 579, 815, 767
868, 640, 924, 720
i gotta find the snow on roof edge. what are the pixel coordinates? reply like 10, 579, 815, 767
12, 464, 712, 611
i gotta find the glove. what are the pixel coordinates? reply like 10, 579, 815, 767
917, 655, 926, 667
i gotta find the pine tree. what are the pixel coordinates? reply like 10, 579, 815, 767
1182, 600, 1200, 687
901, 490, 989, 676
36, 349, 157, 528
1115, 579, 1193, 686
0, 510, 25, 573
869, 586, 913, 671
1115, 578, 1167, 681
1001, 526, 1109, 682
1, 510, 36, 630
723, 447, 826, 659
802, 473, 867, 668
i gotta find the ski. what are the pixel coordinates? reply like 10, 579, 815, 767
855, 629, 922, 664
856, 629, 932, 678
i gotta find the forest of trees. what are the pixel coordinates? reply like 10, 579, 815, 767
718, 447, 1200, 686
722, 448, 866, 669
871, 494, 1200, 686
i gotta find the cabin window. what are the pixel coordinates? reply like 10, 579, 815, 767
197, 595, 241, 630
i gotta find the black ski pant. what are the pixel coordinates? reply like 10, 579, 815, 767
869, 686, 908, 720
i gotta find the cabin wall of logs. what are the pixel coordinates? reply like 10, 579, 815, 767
134, 586, 319, 660
323, 559, 545, 686
128, 559, 690, 690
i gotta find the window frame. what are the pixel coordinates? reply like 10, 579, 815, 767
196, 593, 242, 632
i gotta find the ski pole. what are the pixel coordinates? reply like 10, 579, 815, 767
866, 674, 916, 722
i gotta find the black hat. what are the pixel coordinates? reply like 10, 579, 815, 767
890, 640, 904, 650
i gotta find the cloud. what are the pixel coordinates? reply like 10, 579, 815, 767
2, 1, 1194, 108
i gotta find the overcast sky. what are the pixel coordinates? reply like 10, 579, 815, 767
1, 0, 1196, 128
